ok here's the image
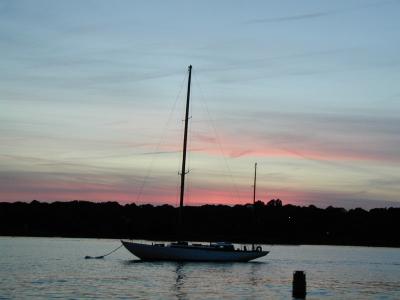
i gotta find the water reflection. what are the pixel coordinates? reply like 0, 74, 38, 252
170, 261, 269, 299
174, 263, 187, 300
249, 261, 263, 286
124, 259, 143, 265
4, 237, 395, 299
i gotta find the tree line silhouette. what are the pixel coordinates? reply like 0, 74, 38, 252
1, 199, 399, 247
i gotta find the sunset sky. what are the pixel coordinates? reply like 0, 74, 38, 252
1, 0, 399, 208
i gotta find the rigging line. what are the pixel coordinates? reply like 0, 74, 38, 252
192, 70, 241, 204
136, 71, 188, 203
85, 244, 123, 259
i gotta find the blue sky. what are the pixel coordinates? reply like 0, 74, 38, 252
0, 0, 399, 208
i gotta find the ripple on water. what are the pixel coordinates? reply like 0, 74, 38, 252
0, 238, 400, 299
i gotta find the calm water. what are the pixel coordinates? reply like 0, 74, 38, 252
0, 237, 399, 299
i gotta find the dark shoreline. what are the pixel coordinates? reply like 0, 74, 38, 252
1, 200, 399, 248
1, 234, 400, 249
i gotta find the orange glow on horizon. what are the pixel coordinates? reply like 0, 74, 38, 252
1, 182, 310, 207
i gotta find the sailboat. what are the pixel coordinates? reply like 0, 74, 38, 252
122, 65, 269, 262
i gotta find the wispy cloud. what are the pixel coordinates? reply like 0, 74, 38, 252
245, 11, 334, 24
198, 48, 357, 74
244, 0, 397, 25
1, 0, 399, 208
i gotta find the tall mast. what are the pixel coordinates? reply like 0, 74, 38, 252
178, 65, 192, 228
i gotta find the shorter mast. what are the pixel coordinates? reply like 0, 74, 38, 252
253, 162, 257, 205
252, 162, 257, 250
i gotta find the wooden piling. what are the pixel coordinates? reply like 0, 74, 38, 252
292, 270, 306, 298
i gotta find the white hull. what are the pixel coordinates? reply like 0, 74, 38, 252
121, 240, 269, 262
